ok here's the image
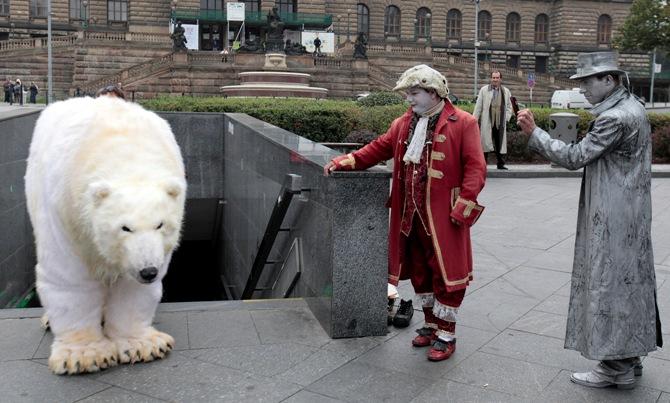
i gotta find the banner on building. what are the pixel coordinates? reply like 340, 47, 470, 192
301, 31, 335, 54
183, 23, 199, 50
227, 2, 245, 21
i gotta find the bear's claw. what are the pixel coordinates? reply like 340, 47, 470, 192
112, 327, 174, 365
48, 336, 119, 375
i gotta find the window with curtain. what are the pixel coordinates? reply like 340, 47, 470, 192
416, 7, 431, 39
534, 14, 549, 43
384, 5, 400, 37
31, 0, 48, 17
70, 0, 83, 19
0, 0, 10, 16
597, 14, 612, 44
506, 12, 521, 43
242, 0, 260, 13
478, 11, 491, 41
277, 0, 296, 14
446, 9, 462, 39
107, 0, 128, 21
200, 0, 222, 10
357, 3, 369, 37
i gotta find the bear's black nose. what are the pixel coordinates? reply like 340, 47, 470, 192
139, 266, 158, 282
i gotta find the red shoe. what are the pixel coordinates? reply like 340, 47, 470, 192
427, 339, 456, 361
412, 327, 436, 347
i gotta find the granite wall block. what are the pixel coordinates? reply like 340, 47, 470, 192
0, 110, 40, 307
222, 113, 390, 338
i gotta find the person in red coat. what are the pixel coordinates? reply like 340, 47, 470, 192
325, 64, 486, 361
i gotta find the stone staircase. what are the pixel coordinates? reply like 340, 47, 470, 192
366, 42, 573, 105
0, 31, 172, 99
0, 31, 572, 103
0, 45, 76, 100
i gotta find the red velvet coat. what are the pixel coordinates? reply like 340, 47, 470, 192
348, 102, 486, 291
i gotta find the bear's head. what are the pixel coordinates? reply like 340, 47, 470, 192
86, 178, 186, 284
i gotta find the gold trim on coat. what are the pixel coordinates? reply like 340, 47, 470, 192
339, 153, 356, 169
450, 187, 461, 208
431, 151, 445, 161
435, 134, 447, 142
427, 168, 444, 179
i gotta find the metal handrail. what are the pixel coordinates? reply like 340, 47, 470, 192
241, 174, 303, 299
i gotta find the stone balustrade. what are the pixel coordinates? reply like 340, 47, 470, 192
0, 34, 77, 53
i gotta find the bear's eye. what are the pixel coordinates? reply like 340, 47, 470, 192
156, 222, 164, 230
121, 225, 133, 233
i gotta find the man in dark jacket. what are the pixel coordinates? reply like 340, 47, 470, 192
3, 78, 11, 103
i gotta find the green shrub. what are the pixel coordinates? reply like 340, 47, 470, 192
652, 125, 670, 163
142, 97, 360, 142
142, 96, 670, 162
357, 91, 406, 107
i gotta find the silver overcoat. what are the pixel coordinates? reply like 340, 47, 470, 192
528, 86, 661, 360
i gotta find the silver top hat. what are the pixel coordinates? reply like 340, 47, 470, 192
569, 51, 627, 80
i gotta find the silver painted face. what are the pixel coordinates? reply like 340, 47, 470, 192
405, 87, 439, 115
579, 75, 615, 105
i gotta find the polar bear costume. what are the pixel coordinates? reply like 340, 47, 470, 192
25, 96, 186, 375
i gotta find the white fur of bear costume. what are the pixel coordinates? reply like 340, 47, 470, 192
25, 96, 186, 375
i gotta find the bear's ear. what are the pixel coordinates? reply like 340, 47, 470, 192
88, 181, 112, 205
164, 178, 185, 199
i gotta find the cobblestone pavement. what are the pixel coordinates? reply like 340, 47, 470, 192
0, 177, 668, 402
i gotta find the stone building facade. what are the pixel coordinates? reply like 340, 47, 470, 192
0, 0, 653, 83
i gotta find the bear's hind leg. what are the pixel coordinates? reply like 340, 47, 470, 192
104, 276, 174, 365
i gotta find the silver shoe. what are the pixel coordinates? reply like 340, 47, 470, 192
570, 363, 635, 390
632, 357, 643, 377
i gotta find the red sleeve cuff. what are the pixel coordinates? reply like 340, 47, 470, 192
450, 196, 485, 227
331, 153, 356, 171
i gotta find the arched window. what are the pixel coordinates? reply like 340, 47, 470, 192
506, 12, 521, 43
384, 5, 401, 38
357, 3, 369, 37
597, 14, 612, 44
446, 9, 462, 40
534, 14, 549, 43
416, 7, 431, 39
478, 11, 491, 41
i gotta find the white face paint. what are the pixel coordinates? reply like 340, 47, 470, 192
405, 87, 439, 115
579, 75, 615, 105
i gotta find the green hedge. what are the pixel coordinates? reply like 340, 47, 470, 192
142, 96, 670, 162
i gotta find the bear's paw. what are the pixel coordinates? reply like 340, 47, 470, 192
48, 336, 118, 375
112, 327, 174, 365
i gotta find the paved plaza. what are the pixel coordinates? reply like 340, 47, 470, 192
0, 177, 668, 402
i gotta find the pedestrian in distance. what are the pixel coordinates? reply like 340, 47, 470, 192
29, 81, 39, 104
312, 35, 322, 57
473, 71, 513, 170
3, 77, 11, 103
14, 78, 23, 105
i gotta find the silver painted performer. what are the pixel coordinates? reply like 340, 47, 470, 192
517, 51, 663, 390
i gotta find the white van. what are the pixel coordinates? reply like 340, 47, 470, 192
551, 89, 592, 109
